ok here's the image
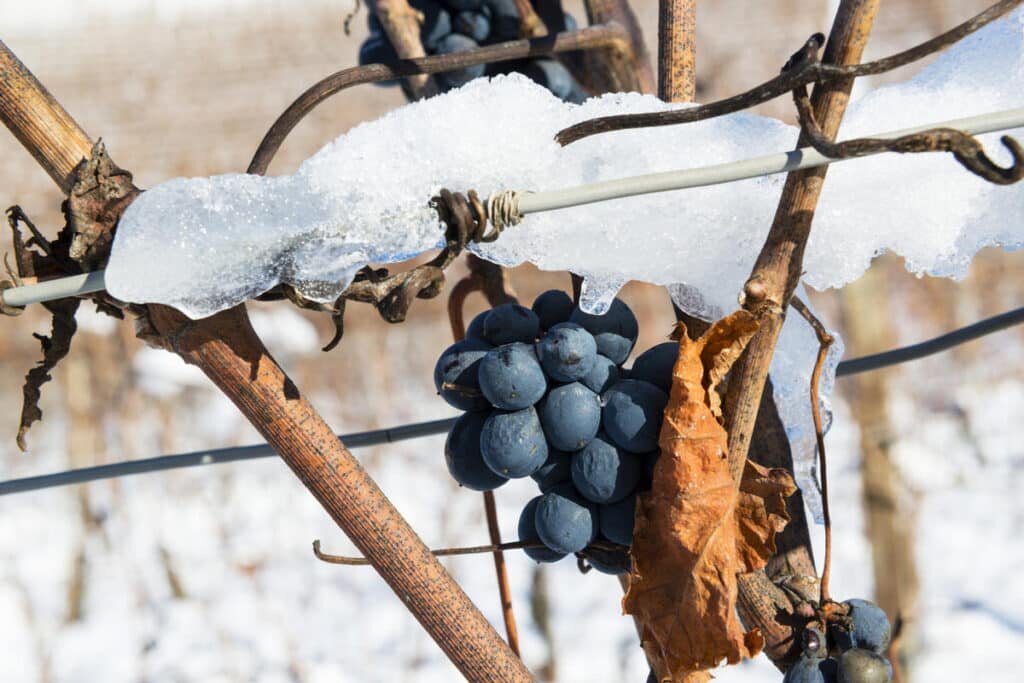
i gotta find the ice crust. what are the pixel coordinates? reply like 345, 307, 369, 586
106, 9, 1024, 518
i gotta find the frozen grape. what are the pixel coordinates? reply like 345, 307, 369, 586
531, 289, 575, 330
569, 297, 638, 364
837, 649, 890, 683
478, 342, 547, 410
629, 341, 678, 393
443, 0, 484, 10
485, 0, 521, 39
835, 599, 892, 653
602, 379, 668, 453
536, 322, 597, 382
522, 59, 583, 103
582, 546, 630, 575
480, 407, 547, 478
435, 34, 486, 88
453, 10, 490, 41
572, 434, 642, 504
581, 354, 620, 394
411, 0, 453, 51
534, 484, 598, 554
518, 496, 566, 563
433, 338, 492, 411
465, 310, 488, 340
530, 449, 572, 492
538, 382, 601, 451
444, 412, 508, 491
358, 37, 400, 87
784, 629, 838, 683
482, 303, 541, 345
599, 493, 636, 546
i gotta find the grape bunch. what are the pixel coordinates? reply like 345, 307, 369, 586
360, 0, 587, 101
435, 290, 679, 574
782, 600, 894, 683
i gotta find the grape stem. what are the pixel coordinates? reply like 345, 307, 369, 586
791, 297, 836, 604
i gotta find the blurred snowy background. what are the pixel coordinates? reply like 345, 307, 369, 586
0, 1, 1021, 681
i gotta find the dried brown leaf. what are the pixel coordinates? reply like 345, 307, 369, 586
624, 311, 796, 682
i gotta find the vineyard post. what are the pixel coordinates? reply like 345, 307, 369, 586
0, 39, 533, 682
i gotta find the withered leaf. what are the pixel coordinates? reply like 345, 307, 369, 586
624, 311, 797, 682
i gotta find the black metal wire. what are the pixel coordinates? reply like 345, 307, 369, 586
0, 304, 1020, 497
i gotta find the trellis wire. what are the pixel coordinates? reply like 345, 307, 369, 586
3, 106, 1023, 309
1, 304, 1020, 497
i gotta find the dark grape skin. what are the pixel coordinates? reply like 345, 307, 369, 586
834, 599, 892, 654
629, 341, 678, 394
358, 37, 400, 87
783, 657, 838, 683
534, 483, 598, 554
530, 449, 572, 492
482, 303, 541, 345
521, 59, 586, 103
411, 0, 453, 51
480, 407, 548, 478
836, 649, 890, 683
435, 34, 486, 88
599, 493, 636, 546
484, 0, 521, 40
453, 10, 490, 41
569, 298, 639, 365
518, 496, 567, 563
531, 289, 575, 331
581, 546, 630, 575
478, 342, 547, 410
444, 412, 508, 491
465, 310, 488, 341
433, 338, 492, 412
536, 322, 597, 382
601, 379, 669, 453
443, 0, 485, 10
571, 434, 642, 504
581, 354, 620, 395
537, 382, 601, 452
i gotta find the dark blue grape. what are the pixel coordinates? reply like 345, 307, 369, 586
522, 59, 580, 102
465, 310, 488, 340
530, 449, 572, 492
531, 289, 575, 331
599, 493, 636, 546
442, 0, 484, 10
534, 483, 598, 554
482, 303, 541, 345
571, 434, 642, 504
358, 37, 400, 87
435, 34, 486, 88
835, 599, 891, 653
582, 546, 630, 575
784, 657, 838, 683
444, 412, 508, 490
569, 298, 639, 364
478, 342, 546, 410
537, 382, 601, 451
602, 380, 668, 453
367, 10, 383, 34
640, 449, 660, 489
581, 354, 620, 394
518, 496, 566, 563
411, 0, 453, 51
536, 322, 597, 382
433, 338, 492, 411
563, 12, 577, 32
480, 407, 548, 477
837, 649, 889, 683
453, 10, 490, 41
629, 341, 678, 394
485, 0, 521, 39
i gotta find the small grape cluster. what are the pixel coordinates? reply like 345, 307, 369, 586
783, 600, 894, 683
435, 290, 680, 574
361, 0, 587, 101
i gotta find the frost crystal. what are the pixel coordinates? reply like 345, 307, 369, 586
105, 9, 1024, 518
